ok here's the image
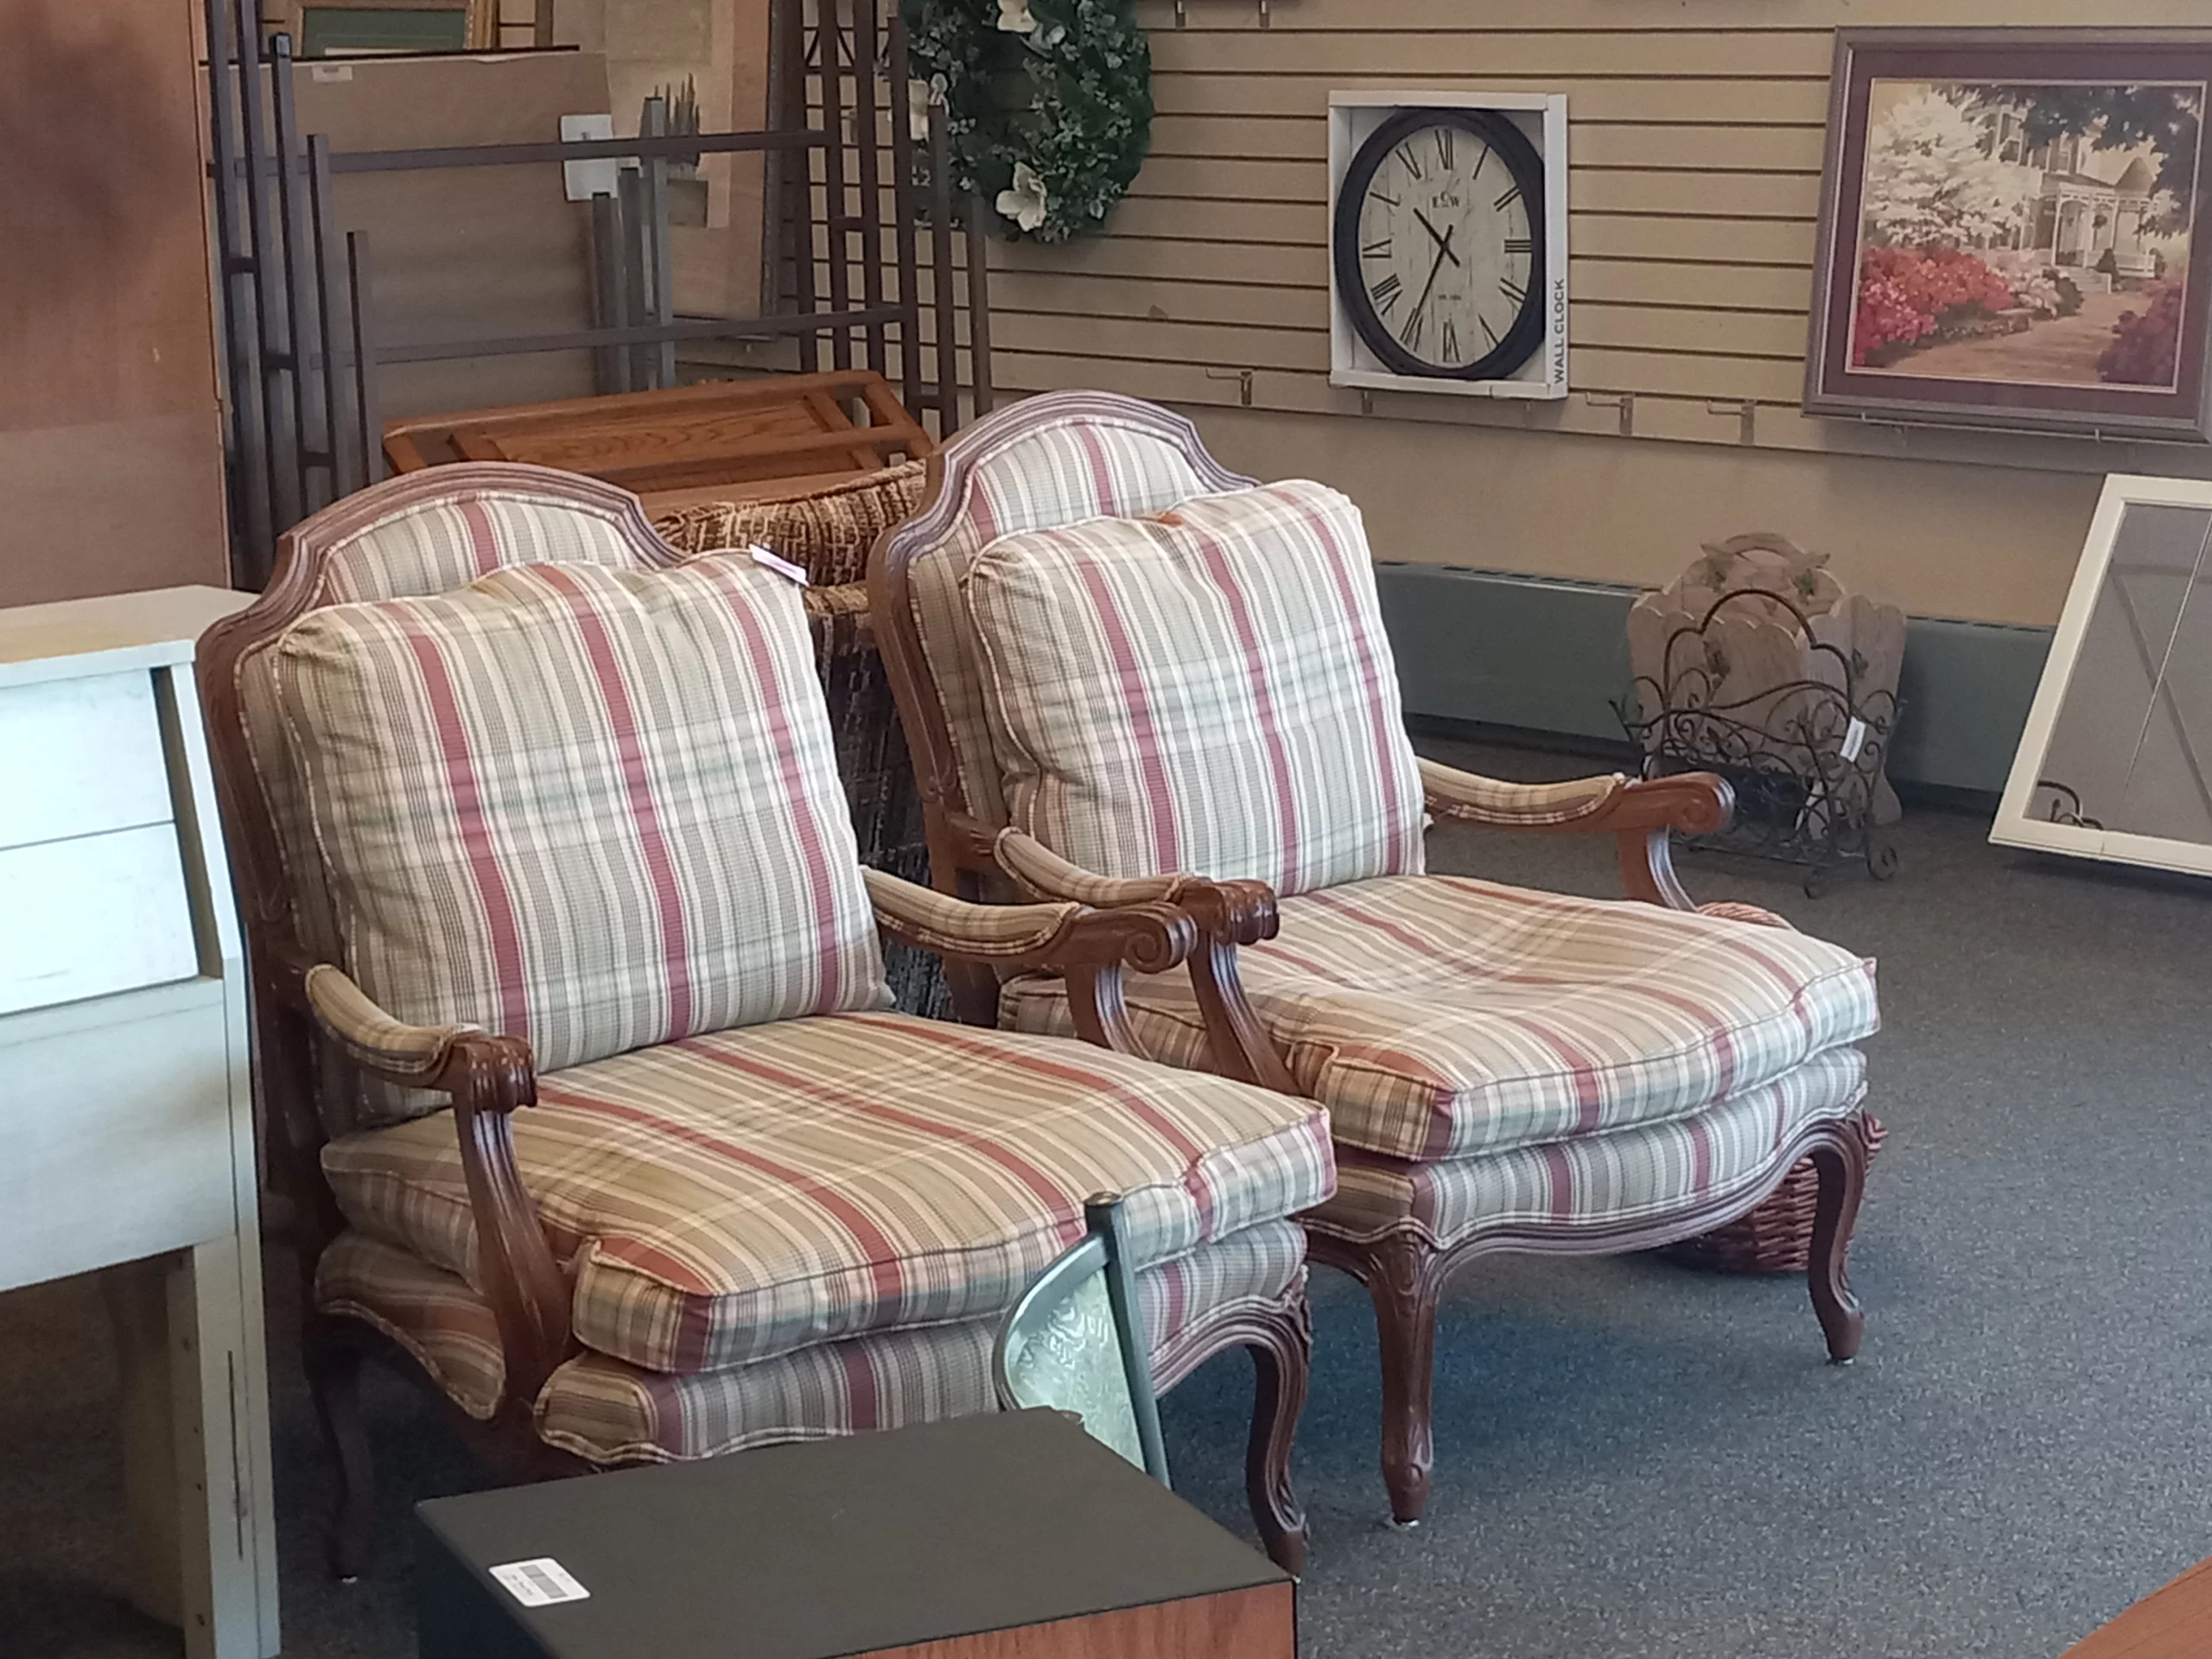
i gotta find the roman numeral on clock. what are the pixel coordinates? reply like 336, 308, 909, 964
1361, 237, 1393, 259
1441, 318, 1459, 363
1400, 308, 1424, 352
1480, 314, 1501, 349
1500, 276, 1529, 308
1370, 272, 1402, 315
1396, 144, 1425, 181
1433, 127, 1453, 170
1494, 183, 1522, 212
1503, 237, 1535, 256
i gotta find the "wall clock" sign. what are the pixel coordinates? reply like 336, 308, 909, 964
1327, 92, 1569, 400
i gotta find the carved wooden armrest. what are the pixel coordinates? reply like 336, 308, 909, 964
303, 964, 481, 1084
1419, 758, 1733, 912
1419, 757, 1627, 827
268, 950, 572, 1408
992, 829, 1280, 947
863, 868, 1195, 978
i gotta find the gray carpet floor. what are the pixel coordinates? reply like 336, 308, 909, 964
7, 735, 2211, 1658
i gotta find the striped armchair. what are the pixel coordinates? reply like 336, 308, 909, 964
197, 463, 1334, 1578
869, 391, 1882, 1525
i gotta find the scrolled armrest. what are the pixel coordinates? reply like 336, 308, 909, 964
864, 867, 1196, 977
303, 964, 482, 1085
1419, 757, 1626, 827
270, 953, 568, 1406
992, 829, 1280, 947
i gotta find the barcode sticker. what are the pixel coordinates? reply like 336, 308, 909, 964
1840, 717, 1868, 763
749, 544, 810, 587
490, 1557, 591, 1608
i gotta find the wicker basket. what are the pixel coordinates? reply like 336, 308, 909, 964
1661, 1113, 1885, 1274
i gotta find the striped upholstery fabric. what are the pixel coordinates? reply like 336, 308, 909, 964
272, 555, 889, 1124
237, 484, 676, 1040
1002, 874, 1879, 1164
904, 405, 1235, 823
315, 1217, 1306, 1458
322, 1009, 1335, 1374
316, 1231, 511, 1420
536, 1220, 1307, 1463
1307, 1048, 1867, 1249
966, 481, 1425, 896
312, 482, 671, 607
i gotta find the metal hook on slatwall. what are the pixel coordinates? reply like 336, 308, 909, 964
1706, 399, 1758, 444
1582, 391, 1635, 438
1205, 367, 1255, 407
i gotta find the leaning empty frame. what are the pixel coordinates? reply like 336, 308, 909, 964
1994, 474, 2212, 875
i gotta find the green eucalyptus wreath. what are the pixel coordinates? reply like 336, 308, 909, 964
902, 0, 1152, 242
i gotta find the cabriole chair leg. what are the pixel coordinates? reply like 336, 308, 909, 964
305, 1323, 377, 1581
1806, 1122, 1870, 1363
1242, 1297, 1313, 1578
1368, 1232, 1446, 1528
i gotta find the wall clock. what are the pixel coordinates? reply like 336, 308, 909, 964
1327, 93, 1569, 400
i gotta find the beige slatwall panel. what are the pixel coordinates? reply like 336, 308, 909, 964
984, 1, 2212, 478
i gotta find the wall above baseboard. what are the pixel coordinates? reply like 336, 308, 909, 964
1375, 563, 2051, 798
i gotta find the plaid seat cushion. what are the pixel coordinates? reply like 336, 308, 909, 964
965, 480, 1425, 897
314, 1218, 1305, 1461
272, 554, 890, 1123
1002, 874, 1880, 1163
322, 1009, 1334, 1375
1306, 1047, 1868, 1249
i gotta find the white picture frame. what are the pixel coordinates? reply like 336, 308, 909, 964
1993, 472, 2212, 877
1326, 91, 1569, 401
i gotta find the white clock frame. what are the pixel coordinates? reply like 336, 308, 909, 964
1327, 91, 1569, 401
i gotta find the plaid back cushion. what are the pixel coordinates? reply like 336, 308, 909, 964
273, 555, 889, 1122
965, 480, 1426, 895
903, 404, 1236, 824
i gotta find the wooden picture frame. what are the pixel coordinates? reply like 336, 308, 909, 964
1806, 29, 2212, 441
1993, 472, 2212, 877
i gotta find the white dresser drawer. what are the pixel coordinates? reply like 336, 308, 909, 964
0, 671, 178, 850
0, 987, 235, 1292
0, 823, 201, 1015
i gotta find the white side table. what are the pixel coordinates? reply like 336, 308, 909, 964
0, 586, 279, 1659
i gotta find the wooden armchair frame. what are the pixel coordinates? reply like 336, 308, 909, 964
869, 392, 1870, 1524
197, 463, 1313, 1578
868, 393, 1738, 1040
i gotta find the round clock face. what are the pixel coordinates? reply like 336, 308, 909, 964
1332, 108, 1548, 381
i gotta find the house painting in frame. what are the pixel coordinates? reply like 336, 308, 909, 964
1806, 29, 2212, 441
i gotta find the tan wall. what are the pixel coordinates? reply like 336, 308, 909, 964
987, 0, 2212, 626
0, 0, 229, 607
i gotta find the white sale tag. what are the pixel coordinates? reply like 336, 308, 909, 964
490, 1557, 591, 1608
1840, 717, 1867, 763
749, 543, 810, 586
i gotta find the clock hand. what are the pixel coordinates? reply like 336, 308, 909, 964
1409, 224, 1457, 333
1411, 206, 1463, 268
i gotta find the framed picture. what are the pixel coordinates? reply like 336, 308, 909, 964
1806, 29, 2212, 440
1993, 473, 2212, 877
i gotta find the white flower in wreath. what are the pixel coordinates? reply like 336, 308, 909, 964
995, 0, 1037, 31
907, 74, 945, 143
996, 160, 1049, 232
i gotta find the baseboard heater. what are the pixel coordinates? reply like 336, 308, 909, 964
1375, 563, 2052, 800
